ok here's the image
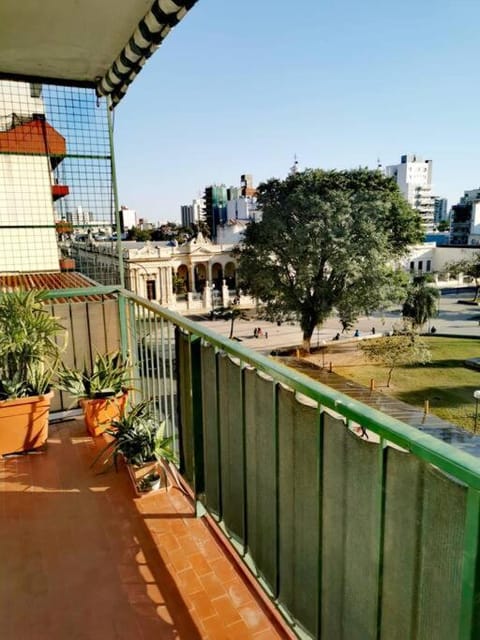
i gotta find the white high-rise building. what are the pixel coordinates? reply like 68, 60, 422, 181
386, 154, 435, 232
180, 197, 205, 227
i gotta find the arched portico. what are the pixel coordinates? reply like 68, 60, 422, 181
212, 262, 223, 290
224, 262, 236, 290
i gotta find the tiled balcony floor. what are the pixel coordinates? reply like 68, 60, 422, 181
0, 419, 292, 639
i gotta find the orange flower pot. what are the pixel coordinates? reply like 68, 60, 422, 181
80, 392, 127, 437
0, 390, 53, 456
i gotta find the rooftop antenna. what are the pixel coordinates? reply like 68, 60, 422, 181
289, 153, 299, 175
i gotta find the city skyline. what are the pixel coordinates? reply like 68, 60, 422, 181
113, 0, 480, 222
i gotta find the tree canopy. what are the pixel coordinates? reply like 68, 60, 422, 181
360, 329, 431, 387
236, 168, 423, 350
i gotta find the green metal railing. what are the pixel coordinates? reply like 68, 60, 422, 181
46, 286, 480, 639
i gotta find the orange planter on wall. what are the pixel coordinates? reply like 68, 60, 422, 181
80, 393, 127, 437
0, 391, 54, 456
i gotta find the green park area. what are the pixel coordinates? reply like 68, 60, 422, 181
330, 336, 480, 432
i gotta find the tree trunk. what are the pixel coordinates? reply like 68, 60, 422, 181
302, 332, 312, 353
387, 367, 394, 387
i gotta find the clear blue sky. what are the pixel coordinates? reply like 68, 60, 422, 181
114, 0, 480, 223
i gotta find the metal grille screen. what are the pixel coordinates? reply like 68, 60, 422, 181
0, 79, 118, 284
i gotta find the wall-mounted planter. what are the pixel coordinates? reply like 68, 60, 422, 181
0, 390, 54, 456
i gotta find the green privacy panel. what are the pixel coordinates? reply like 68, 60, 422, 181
218, 355, 245, 542
321, 413, 381, 640
177, 331, 194, 483
201, 343, 220, 515
278, 387, 320, 637
381, 448, 423, 640
416, 466, 467, 640
244, 369, 277, 591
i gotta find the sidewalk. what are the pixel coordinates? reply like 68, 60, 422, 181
285, 358, 480, 458
189, 291, 480, 355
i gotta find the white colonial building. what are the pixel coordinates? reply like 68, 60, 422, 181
68, 233, 244, 312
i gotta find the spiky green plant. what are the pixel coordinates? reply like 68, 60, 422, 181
0, 290, 66, 399
57, 351, 131, 400
91, 400, 177, 470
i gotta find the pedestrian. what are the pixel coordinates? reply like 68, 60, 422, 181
254, 328, 258, 338
265, 331, 268, 339
371, 327, 376, 335
354, 329, 359, 337
333, 332, 340, 341
258, 327, 262, 337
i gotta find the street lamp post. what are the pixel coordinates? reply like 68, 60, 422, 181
210, 284, 216, 317
474, 390, 480, 432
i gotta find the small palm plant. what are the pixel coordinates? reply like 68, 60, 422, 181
0, 290, 66, 399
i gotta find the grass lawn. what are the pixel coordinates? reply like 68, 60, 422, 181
332, 336, 480, 432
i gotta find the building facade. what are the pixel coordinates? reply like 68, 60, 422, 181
68, 234, 241, 312
0, 81, 68, 272
434, 197, 448, 225
449, 188, 480, 245
386, 154, 435, 232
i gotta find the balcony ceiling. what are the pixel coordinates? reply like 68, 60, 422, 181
0, 0, 198, 105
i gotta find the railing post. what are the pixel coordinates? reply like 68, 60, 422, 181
175, 328, 205, 500
118, 292, 129, 362
106, 95, 125, 289
190, 335, 205, 499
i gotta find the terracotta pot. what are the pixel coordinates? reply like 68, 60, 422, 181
59, 257, 75, 271
0, 390, 54, 456
80, 392, 127, 437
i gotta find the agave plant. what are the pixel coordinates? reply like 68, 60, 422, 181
57, 351, 131, 400
0, 290, 66, 399
91, 400, 177, 470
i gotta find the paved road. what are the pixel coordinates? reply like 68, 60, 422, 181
188, 290, 480, 354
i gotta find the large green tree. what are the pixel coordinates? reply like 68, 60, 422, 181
236, 168, 422, 351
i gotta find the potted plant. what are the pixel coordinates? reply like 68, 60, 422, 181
57, 351, 130, 437
0, 289, 66, 455
91, 400, 177, 495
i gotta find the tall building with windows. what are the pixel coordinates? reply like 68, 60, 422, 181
385, 154, 435, 232
434, 197, 448, 225
204, 185, 228, 239
450, 188, 480, 245
180, 197, 205, 227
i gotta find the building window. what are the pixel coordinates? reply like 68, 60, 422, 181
30, 83, 42, 98
426, 260, 431, 272
418, 261, 423, 271
410, 261, 415, 271
146, 279, 156, 300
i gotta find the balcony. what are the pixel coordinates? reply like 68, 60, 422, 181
51, 184, 69, 200
1, 4, 479, 635
1, 285, 478, 639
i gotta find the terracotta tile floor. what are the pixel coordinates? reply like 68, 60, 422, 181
0, 419, 294, 639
